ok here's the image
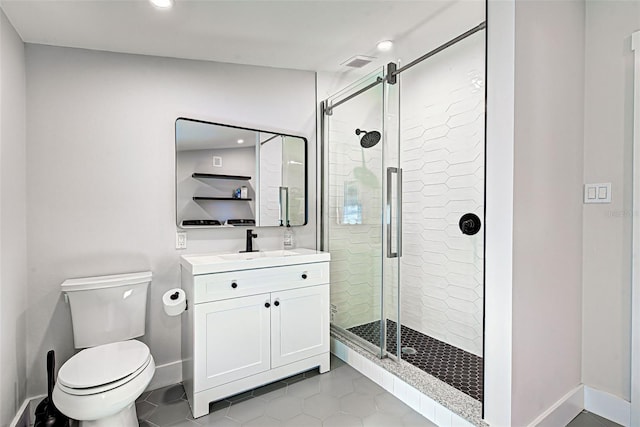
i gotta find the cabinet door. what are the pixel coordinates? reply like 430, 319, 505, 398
194, 293, 271, 391
271, 284, 329, 368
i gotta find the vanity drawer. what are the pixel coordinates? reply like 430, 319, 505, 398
193, 262, 329, 304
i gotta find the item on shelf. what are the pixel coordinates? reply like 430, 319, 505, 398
233, 188, 242, 199
241, 186, 248, 199
182, 220, 222, 227
225, 219, 256, 226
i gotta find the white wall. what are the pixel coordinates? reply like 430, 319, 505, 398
24, 44, 316, 397
0, 9, 27, 425
583, 0, 640, 403
511, 1, 585, 425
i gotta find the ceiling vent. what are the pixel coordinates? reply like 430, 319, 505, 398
341, 55, 376, 69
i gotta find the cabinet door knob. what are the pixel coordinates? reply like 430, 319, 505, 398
265, 302, 271, 308
231, 282, 238, 289
301, 273, 308, 279
274, 300, 280, 307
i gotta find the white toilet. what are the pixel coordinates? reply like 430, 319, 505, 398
52, 271, 155, 427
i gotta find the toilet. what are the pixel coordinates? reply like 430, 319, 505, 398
52, 271, 155, 427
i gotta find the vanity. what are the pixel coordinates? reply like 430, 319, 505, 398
180, 248, 331, 418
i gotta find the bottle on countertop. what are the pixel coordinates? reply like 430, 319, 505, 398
283, 224, 294, 249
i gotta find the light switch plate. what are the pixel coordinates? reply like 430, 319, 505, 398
584, 183, 611, 204
176, 231, 187, 249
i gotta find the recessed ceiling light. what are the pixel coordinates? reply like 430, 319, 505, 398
377, 40, 394, 52
150, 0, 173, 9
237, 139, 244, 144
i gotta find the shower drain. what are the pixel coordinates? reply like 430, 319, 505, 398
401, 347, 417, 355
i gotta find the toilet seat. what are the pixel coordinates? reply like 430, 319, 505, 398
57, 340, 151, 395
53, 342, 155, 424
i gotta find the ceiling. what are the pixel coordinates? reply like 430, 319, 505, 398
0, 0, 476, 72
176, 119, 259, 151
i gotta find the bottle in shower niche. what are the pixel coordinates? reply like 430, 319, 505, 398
283, 225, 294, 249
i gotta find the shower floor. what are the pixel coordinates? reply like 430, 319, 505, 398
347, 319, 483, 402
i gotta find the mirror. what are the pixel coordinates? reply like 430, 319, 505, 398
175, 118, 307, 228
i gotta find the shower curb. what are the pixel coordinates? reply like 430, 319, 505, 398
331, 329, 488, 427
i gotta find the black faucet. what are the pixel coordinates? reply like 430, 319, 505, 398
241, 229, 258, 253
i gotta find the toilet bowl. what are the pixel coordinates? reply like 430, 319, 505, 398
53, 340, 155, 427
53, 271, 155, 426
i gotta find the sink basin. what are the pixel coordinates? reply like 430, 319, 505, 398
218, 250, 300, 261
181, 248, 329, 275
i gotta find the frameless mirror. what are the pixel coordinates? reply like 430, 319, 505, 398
175, 118, 307, 228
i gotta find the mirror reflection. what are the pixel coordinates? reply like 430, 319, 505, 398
175, 118, 307, 228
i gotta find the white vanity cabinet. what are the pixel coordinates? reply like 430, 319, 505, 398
180, 249, 330, 419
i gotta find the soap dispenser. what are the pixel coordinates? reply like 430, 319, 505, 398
283, 224, 294, 249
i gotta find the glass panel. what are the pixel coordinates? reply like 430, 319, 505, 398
325, 70, 388, 356
398, 30, 485, 400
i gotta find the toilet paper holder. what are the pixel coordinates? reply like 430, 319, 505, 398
170, 291, 188, 310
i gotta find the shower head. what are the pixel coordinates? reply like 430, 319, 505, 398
355, 128, 381, 148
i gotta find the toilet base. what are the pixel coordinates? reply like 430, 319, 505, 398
79, 402, 137, 427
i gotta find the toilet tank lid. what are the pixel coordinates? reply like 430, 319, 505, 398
61, 271, 152, 292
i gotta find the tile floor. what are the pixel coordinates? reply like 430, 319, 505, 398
567, 411, 622, 427
136, 356, 436, 427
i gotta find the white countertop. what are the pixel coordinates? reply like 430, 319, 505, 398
180, 248, 330, 275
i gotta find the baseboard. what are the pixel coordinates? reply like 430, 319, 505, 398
528, 385, 583, 427
146, 359, 183, 391
9, 398, 31, 427
584, 386, 631, 427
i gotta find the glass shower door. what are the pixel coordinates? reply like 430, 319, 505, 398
323, 69, 401, 358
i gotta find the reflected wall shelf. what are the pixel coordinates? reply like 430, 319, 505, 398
192, 173, 251, 181
193, 197, 253, 201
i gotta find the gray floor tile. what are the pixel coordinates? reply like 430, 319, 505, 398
137, 391, 152, 402
265, 396, 304, 421
567, 411, 622, 427
339, 392, 377, 418
322, 413, 363, 427
226, 397, 268, 423
139, 362, 443, 427
362, 412, 398, 427
197, 418, 241, 427
373, 393, 412, 417
303, 394, 341, 420
147, 384, 187, 405
198, 418, 241, 427
319, 375, 355, 397
136, 400, 158, 421
242, 415, 283, 427
352, 377, 385, 397
147, 399, 192, 426
284, 414, 322, 427
286, 376, 322, 399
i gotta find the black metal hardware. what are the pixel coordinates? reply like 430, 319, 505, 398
240, 229, 258, 253
170, 292, 180, 300
386, 62, 397, 85
231, 282, 238, 289
274, 301, 280, 307
265, 302, 271, 308
301, 273, 307, 279
459, 213, 481, 236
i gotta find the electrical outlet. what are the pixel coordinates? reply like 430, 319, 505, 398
176, 231, 187, 249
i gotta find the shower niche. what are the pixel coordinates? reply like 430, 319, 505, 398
175, 118, 308, 228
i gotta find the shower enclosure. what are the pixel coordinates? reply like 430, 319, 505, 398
321, 24, 486, 404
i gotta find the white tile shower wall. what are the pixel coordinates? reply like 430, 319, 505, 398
327, 108, 383, 330
396, 33, 485, 356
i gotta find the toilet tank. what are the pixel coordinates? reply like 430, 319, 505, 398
61, 271, 152, 349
